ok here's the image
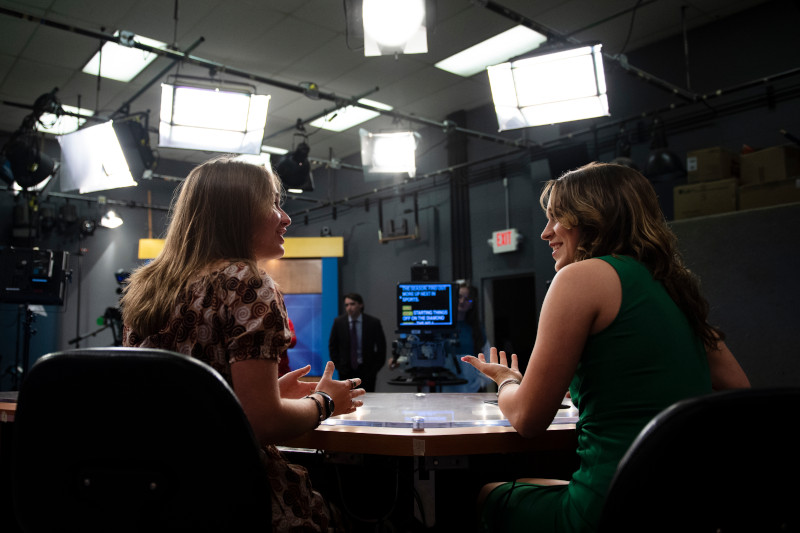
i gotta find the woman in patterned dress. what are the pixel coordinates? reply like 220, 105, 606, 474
121, 155, 363, 531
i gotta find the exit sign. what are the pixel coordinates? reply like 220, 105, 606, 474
490, 228, 521, 254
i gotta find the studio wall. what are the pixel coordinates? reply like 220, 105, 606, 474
1, 0, 798, 390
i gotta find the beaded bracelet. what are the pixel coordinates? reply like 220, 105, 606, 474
496, 378, 521, 397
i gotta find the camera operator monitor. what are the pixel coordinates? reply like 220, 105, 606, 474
0, 248, 69, 305
397, 282, 458, 331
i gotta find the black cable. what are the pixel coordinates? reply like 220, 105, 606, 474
412, 486, 427, 528
618, 0, 644, 55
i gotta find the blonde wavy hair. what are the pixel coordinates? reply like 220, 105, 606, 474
539, 162, 723, 350
121, 155, 283, 338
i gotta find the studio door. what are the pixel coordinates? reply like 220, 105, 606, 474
482, 274, 537, 373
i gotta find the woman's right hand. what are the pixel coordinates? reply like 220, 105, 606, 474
314, 360, 366, 417
461, 347, 523, 386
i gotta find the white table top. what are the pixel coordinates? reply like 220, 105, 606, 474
322, 392, 578, 429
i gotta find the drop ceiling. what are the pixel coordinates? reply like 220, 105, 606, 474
0, 0, 769, 169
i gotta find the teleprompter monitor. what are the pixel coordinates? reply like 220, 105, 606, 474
396, 282, 458, 331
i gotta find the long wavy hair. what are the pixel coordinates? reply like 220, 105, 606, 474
121, 156, 283, 338
539, 162, 723, 350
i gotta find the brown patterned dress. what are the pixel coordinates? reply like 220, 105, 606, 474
124, 261, 333, 532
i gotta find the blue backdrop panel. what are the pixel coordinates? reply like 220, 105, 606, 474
283, 293, 323, 376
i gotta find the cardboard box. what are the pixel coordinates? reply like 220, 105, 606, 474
673, 179, 738, 220
739, 178, 800, 210
740, 144, 800, 186
686, 147, 739, 183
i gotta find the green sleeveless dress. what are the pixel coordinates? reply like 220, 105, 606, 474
482, 255, 712, 532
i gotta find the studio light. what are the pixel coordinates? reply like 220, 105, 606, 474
276, 142, 314, 194
645, 117, 684, 181
2, 89, 59, 189
359, 129, 419, 177
57, 121, 138, 194
80, 219, 97, 237
99, 210, 123, 229
363, 0, 427, 56
36, 104, 95, 135
487, 43, 609, 131
159, 82, 270, 154
2, 132, 56, 189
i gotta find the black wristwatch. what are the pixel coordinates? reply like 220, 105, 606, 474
313, 391, 335, 419
306, 395, 324, 427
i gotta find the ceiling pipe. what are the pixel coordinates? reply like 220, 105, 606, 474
475, 0, 699, 102
288, 66, 800, 222
262, 86, 381, 143
562, 0, 658, 39
0, 6, 535, 151
111, 36, 206, 118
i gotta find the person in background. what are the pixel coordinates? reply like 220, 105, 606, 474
463, 162, 750, 533
121, 156, 365, 532
440, 283, 491, 392
329, 293, 387, 392
278, 317, 297, 377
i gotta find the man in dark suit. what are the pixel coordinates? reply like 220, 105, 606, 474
328, 293, 387, 392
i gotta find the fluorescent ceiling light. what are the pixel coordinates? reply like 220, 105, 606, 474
234, 153, 272, 168
159, 83, 270, 154
363, 0, 427, 56
36, 105, 95, 135
488, 44, 609, 131
309, 99, 393, 132
82, 31, 166, 82
435, 25, 548, 78
360, 129, 419, 177
57, 121, 138, 194
260, 145, 289, 155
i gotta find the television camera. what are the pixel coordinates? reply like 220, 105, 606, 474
388, 281, 468, 391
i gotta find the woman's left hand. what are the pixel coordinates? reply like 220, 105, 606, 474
278, 364, 317, 399
461, 347, 523, 386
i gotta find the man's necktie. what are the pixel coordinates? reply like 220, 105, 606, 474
350, 319, 359, 369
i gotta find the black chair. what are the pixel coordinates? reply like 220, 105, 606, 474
12, 347, 272, 532
598, 387, 800, 533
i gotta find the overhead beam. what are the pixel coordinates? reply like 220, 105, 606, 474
475, 0, 699, 102
0, 6, 534, 150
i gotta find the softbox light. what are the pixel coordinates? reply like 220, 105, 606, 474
159, 83, 270, 154
58, 121, 138, 194
363, 0, 427, 56
276, 142, 314, 193
360, 129, 419, 178
488, 43, 609, 131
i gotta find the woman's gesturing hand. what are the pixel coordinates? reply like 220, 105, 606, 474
315, 360, 366, 416
461, 346, 523, 386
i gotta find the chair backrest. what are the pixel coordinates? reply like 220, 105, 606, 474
13, 347, 272, 532
597, 387, 800, 533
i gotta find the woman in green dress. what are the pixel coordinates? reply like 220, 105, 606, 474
463, 162, 750, 533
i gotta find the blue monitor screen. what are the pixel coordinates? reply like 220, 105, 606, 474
396, 282, 458, 330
